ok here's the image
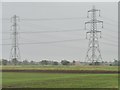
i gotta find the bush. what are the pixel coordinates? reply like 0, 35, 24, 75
61, 60, 70, 65
52, 61, 59, 65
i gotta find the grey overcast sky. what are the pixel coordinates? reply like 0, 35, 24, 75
2, 2, 118, 62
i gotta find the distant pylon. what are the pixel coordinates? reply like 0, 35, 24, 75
85, 6, 103, 65
10, 15, 20, 65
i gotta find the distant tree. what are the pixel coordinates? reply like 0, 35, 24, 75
72, 60, 76, 65
0, 59, 1, 65
2, 59, 8, 65
94, 62, 100, 65
118, 60, 120, 66
112, 59, 118, 66
61, 60, 70, 65
40, 60, 49, 65
12, 58, 18, 65
89, 62, 100, 65
52, 61, 59, 65
17, 61, 22, 65
105, 61, 108, 63
101, 61, 104, 64
7, 60, 12, 65
22, 60, 29, 65
30, 61, 36, 65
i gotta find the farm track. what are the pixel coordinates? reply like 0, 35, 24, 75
2, 69, 119, 74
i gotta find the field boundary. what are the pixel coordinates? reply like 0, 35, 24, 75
2, 69, 119, 74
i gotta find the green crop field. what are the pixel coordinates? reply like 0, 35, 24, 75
2, 72, 118, 88
2, 65, 118, 71
2, 65, 119, 88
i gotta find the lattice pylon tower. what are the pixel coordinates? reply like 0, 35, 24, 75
10, 15, 20, 65
85, 6, 103, 65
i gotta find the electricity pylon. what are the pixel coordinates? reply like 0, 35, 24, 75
10, 15, 20, 65
85, 6, 103, 65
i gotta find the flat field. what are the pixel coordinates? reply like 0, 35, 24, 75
2, 72, 118, 88
2, 65, 119, 88
2, 65, 118, 71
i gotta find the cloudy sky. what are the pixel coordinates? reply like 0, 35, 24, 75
1, 2, 118, 62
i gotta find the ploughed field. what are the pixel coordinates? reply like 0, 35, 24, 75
2, 65, 119, 88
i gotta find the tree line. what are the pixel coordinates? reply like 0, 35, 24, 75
0, 59, 71, 65
0, 58, 120, 66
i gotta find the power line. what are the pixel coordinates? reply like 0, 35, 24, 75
100, 41, 118, 47
1, 17, 86, 21
1, 38, 84, 45
20, 21, 84, 32
1, 29, 85, 34
1, 39, 117, 48
1, 15, 118, 26
21, 17, 85, 21
101, 16, 118, 24
2, 26, 117, 34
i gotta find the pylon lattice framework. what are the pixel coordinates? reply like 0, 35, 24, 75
85, 6, 103, 64
10, 15, 20, 64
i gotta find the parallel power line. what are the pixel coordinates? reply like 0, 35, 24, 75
85, 6, 104, 65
